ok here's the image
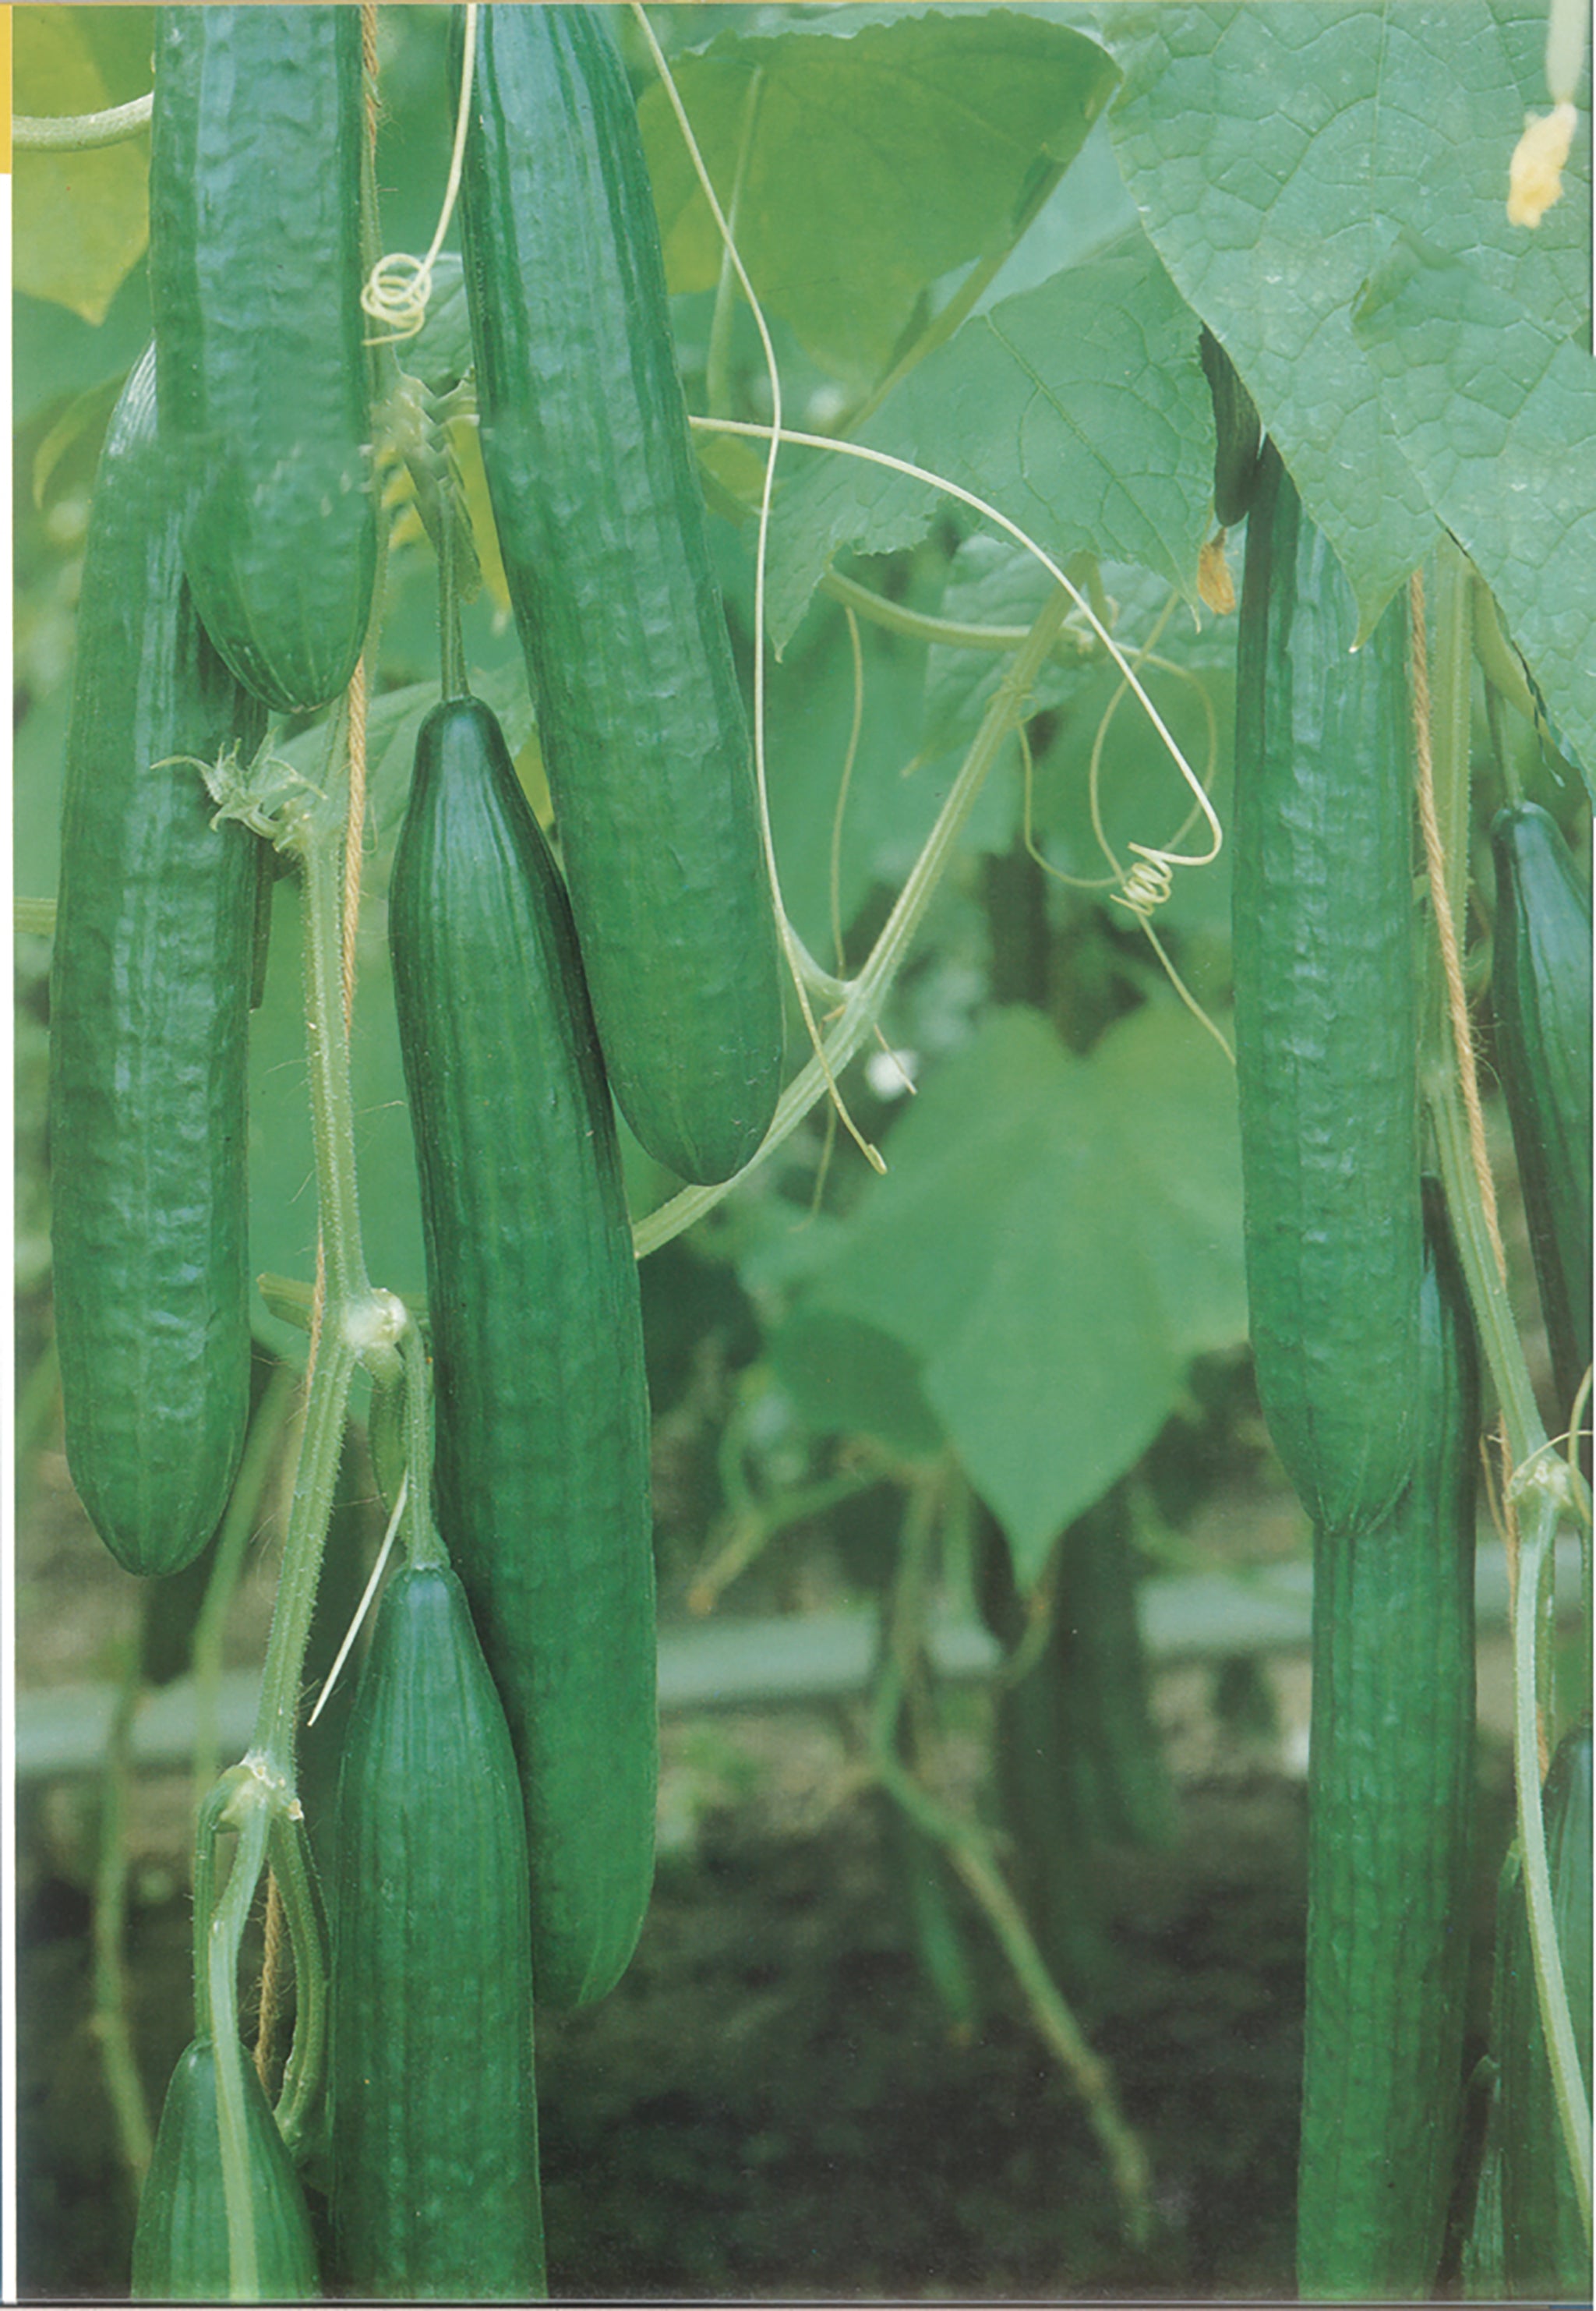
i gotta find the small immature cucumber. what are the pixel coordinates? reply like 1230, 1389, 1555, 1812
1232, 442, 1422, 1536
49, 346, 266, 1577
457, 2, 784, 1186
1488, 800, 1593, 1420
131, 2036, 319, 2301
1495, 1716, 1593, 2299
330, 1562, 546, 2301
1198, 325, 1262, 528
388, 695, 656, 2009
1295, 1182, 1480, 2302
148, 5, 375, 715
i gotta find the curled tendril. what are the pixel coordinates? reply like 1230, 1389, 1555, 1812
361, 251, 436, 345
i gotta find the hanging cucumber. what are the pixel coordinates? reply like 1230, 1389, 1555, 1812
1295, 1182, 1480, 2302
131, 2037, 319, 2301
49, 345, 265, 1578
456, 2, 784, 1186
387, 695, 655, 2009
147, 5, 375, 715
1488, 801, 1593, 1422
330, 1562, 546, 2300
1231, 442, 1423, 1536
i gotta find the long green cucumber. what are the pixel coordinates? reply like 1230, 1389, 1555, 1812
148, 5, 375, 715
1495, 1716, 1593, 2297
330, 1561, 546, 2300
48, 345, 266, 1578
456, 2, 784, 1186
1488, 800, 1593, 1421
1295, 1182, 1480, 2302
1232, 441, 1423, 1536
387, 694, 656, 2008
131, 2037, 319, 2301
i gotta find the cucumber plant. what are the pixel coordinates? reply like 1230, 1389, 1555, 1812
20, 4, 1594, 2300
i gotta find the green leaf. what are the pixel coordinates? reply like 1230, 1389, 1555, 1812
1100, 0, 1589, 631
766, 231, 1214, 650
14, 10, 150, 325
768, 1305, 945, 1461
1354, 233, 1596, 788
640, 7, 1119, 390
799, 1002, 1245, 1581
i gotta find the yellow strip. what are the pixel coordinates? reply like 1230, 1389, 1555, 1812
0, 9, 12, 175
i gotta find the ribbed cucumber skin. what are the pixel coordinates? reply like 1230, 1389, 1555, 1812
1497, 1717, 1593, 2298
148, 5, 375, 715
1489, 801, 1593, 1420
457, 2, 783, 1186
1232, 442, 1422, 1537
130, 2037, 320, 2301
1295, 1184, 1479, 2302
330, 1564, 546, 2301
387, 696, 656, 2009
48, 345, 264, 1577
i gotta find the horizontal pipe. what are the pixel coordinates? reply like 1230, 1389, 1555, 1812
12, 1537, 1578, 1785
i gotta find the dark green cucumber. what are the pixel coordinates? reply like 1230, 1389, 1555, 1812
49, 346, 265, 1578
1495, 1716, 1593, 2298
1295, 1182, 1479, 2302
330, 1561, 545, 2300
1489, 801, 1593, 1419
131, 2036, 319, 2301
387, 695, 655, 2008
457, 2, 784, 1186
1232, 442, 1422, 1536
148, 5, 375, 715
1198, 325, 1262, 528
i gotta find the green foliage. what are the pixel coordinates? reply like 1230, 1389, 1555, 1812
781, 1002, 1246, 1583
641, 9, 1120, 388
764, 231, 1214, 648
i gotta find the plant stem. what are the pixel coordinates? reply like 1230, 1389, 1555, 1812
868, 1566, 1152, 2244
192, 1364, 301, 1807
14, 94, 152, 150
634, 586, 1073, 1256
93, 1653, 154, 2186
1511, 1490, 1594, 2242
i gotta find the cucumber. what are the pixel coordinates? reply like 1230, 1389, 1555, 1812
330, 1562, 546, 2300
131, 2036, 319, 2301
1232, 442, 1423, 1536
1295, 1182, 1480, 2302
1495, 1716, 1593, 2298
48, 345, 266, 1578
148, 5, 375, 716
456, 2, 784, 1186
1488, 801, 1593, 1421
1198, 325, 1262, 528
387, 695, 656, 2008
